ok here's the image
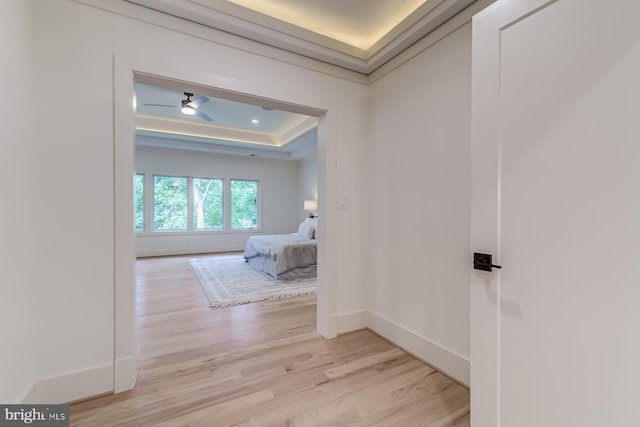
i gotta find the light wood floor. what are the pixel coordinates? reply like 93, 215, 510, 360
70, 254, 470, 426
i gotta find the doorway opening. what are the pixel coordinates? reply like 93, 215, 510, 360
113, 67, 336, 392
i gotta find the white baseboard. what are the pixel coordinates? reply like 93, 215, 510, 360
136, 247, 244, 258
22, 364, 113, 404
21, 382, 39, 404
366, 310, 470, 386
114, 357, 137, 393
335, 310, 470, 386
335, 310, 369, 334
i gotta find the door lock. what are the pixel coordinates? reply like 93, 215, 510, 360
473, 253, 502, 272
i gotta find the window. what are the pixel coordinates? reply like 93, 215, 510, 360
193, 178, 223, 229
154, 176, 187, 231
136, 174, 260, 233
231, 179, 258, 229
134, 174, 144, 232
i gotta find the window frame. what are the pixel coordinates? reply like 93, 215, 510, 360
192, 176, 225, 231
230, 179, 260, 230
134, 173, 145, 232
138, 174, 261, 234
152, 174, 189, 232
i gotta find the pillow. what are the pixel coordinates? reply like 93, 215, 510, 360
297, 221, 314, 239
304, 217, 318, 239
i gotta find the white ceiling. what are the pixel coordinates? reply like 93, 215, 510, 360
125, 0, 477, 74
135, 83, 318, 159
219, 0, 431, 50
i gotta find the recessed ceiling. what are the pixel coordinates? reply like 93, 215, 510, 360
223, 0, 429, 51
125, 0, 477, 74
135, 82, 318, 158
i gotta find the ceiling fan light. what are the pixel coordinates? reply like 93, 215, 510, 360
181, 105, 196, 115
181, 98, 196, 115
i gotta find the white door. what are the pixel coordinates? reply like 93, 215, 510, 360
471, 1, 640, 426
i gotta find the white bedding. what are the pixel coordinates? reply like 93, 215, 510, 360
243, 233, 317, 276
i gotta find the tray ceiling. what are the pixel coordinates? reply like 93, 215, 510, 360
135, 82, 318, 159
125, 0, 477, 74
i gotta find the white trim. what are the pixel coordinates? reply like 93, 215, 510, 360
136, 229, 260, 237
114, 54, 337, 393
113, 53, 137, 394
314, 113, 337, 339
334, 310, 369, 334
136, 133, 296, 160
114, 357, 136, 393
73, 0, 368, 84
136, 248, 244, 258
367, 310, 470, 386
73, 0, 493, 83
336, 310, 470, 386
22, 364, 113, 404
368, 0, 496, 83
123, 0, 476, 72
20, 383, 38, 405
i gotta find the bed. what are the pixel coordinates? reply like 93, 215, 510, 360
243, 218, 317, 279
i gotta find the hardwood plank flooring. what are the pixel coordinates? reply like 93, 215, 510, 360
70, 254, 470, 426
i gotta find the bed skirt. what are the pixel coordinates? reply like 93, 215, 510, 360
246, 255, 278, 278
246, 255, 316, 280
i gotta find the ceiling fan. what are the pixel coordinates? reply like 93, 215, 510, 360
144, 92, 213, 122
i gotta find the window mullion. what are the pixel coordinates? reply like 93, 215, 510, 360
187, 176, 194, 231
145, 173, 153, 232
224, 178, 231, 230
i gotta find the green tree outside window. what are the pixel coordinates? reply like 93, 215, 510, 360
135, 174, 144, 231
154, 176, 187, 230
231, 180, 258, 229
193, 178, 223, 229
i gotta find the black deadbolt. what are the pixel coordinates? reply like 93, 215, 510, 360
473, 253, 502, 272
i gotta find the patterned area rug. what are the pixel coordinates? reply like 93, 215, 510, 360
189, 254, 316, 309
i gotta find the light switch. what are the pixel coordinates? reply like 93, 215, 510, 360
338, 195, 350, 209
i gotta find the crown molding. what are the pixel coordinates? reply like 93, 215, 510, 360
124, 0, 476, 74
135, 114, 316, 147
74, 0, 490, 82
369, 0, 496, 83
74, 0, 369, 84
136, 132, 296, 159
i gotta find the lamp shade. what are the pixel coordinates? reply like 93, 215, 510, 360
303, 200, 317, 211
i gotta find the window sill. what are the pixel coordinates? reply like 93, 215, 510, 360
136, 229, 263, 237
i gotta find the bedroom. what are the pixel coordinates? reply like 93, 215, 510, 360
134, 86, 318, 256
133, 83, 320, 307
135, 144, 317, 254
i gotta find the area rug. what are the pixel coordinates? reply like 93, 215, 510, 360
189, 254, 316, 309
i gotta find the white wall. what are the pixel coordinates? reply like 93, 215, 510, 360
29, 0, 368, 402
367, 24, 472, 383
17, 0, 474, 402
135, 145, 300, 256
0, 0, 37, 404
292, 130, 318, 222
298, 155, 318, 222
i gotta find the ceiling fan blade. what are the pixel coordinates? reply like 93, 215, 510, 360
195, 109, 213, 122
144, 103, 176, 107
188, 96, 209, 109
